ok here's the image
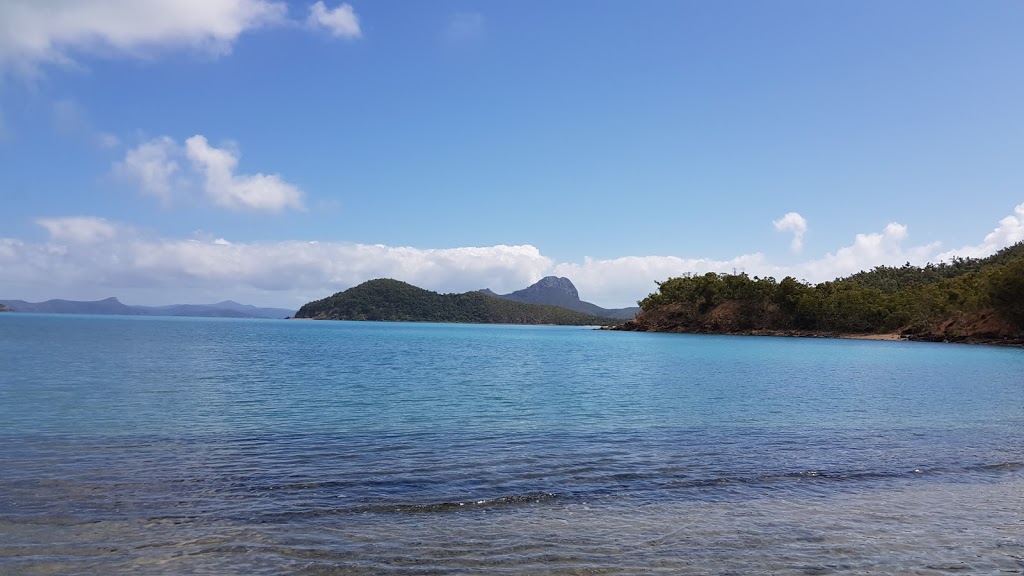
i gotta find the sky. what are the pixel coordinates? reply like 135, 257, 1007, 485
1, 0, 1023, 309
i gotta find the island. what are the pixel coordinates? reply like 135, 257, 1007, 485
294, 279, 621, 325
615, 241, 1024, 346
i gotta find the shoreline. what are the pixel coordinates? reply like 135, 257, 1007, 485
840, 332, 904, 341
607, 325, 1024, 347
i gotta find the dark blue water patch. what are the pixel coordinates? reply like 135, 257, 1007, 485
3, 427, 1022, 528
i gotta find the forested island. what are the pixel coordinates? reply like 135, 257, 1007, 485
616, 241, 1024, 346
294, 279, 620, 325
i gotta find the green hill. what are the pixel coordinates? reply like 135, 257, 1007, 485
294, 279, 620, 325
617, 241, 1024, 345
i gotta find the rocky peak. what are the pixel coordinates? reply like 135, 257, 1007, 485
531, 276, 579, 300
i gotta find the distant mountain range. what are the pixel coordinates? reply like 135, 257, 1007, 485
1, 277, 633, 322
480, 276, 639, 320
0, 297, 295, 319
295, 279, 620, 325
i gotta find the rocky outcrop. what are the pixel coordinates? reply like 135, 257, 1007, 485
902, 310, 1024, 346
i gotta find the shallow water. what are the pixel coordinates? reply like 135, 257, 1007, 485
1, 315, 1023, 573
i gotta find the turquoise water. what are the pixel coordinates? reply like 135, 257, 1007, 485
1, 314, 1023, 574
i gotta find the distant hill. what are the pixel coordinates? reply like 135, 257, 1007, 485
482, 276, 639, 319
294, 279, 621, 325
0, 297, 295, 319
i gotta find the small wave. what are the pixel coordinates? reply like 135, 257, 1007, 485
361, 492, 560, 514
976, 461, 1024, 473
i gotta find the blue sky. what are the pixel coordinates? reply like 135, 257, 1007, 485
1, 1, 1023, 308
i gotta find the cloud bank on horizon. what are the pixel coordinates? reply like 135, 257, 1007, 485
2, 205, 1021, 309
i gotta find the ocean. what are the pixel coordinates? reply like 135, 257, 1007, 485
1, 314, 1023, 574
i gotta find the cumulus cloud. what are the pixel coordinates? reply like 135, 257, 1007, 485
307, 2, 362, 38
547, 222, 940, 306
115, 135, 304, 212
788, 222, 940, 283
115, 136, 181, 201
936, 203, 1024, 261
773, 211, 808, 253
553, 254, 769, 309
0, 0, 287, 72
185, 135, 304, 212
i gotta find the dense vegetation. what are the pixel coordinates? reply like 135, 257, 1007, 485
295, 279, 620, 325
625, 242, 1024, 341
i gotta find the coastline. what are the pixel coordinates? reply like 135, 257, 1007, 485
840, 332, 904, 341
607, 324, 1024, 347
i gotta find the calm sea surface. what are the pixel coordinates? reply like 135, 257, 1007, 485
1, 314, 1023, 574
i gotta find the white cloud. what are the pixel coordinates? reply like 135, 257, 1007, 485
553, 254, 769, 308
4, 203, 1022, 309
788, 222, 940, 283
552, 222, 950, 305
115, 136, 181, 201
0, 218, 943, 309
0, 0, 287, 72
184, 135, 304, 212
936, 203, 1024, 261
1, 217, 550, 307
773, 211, 808, 253
307, 2, 362, 39
35, 216, 119, 244
115, 135, 304, 212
